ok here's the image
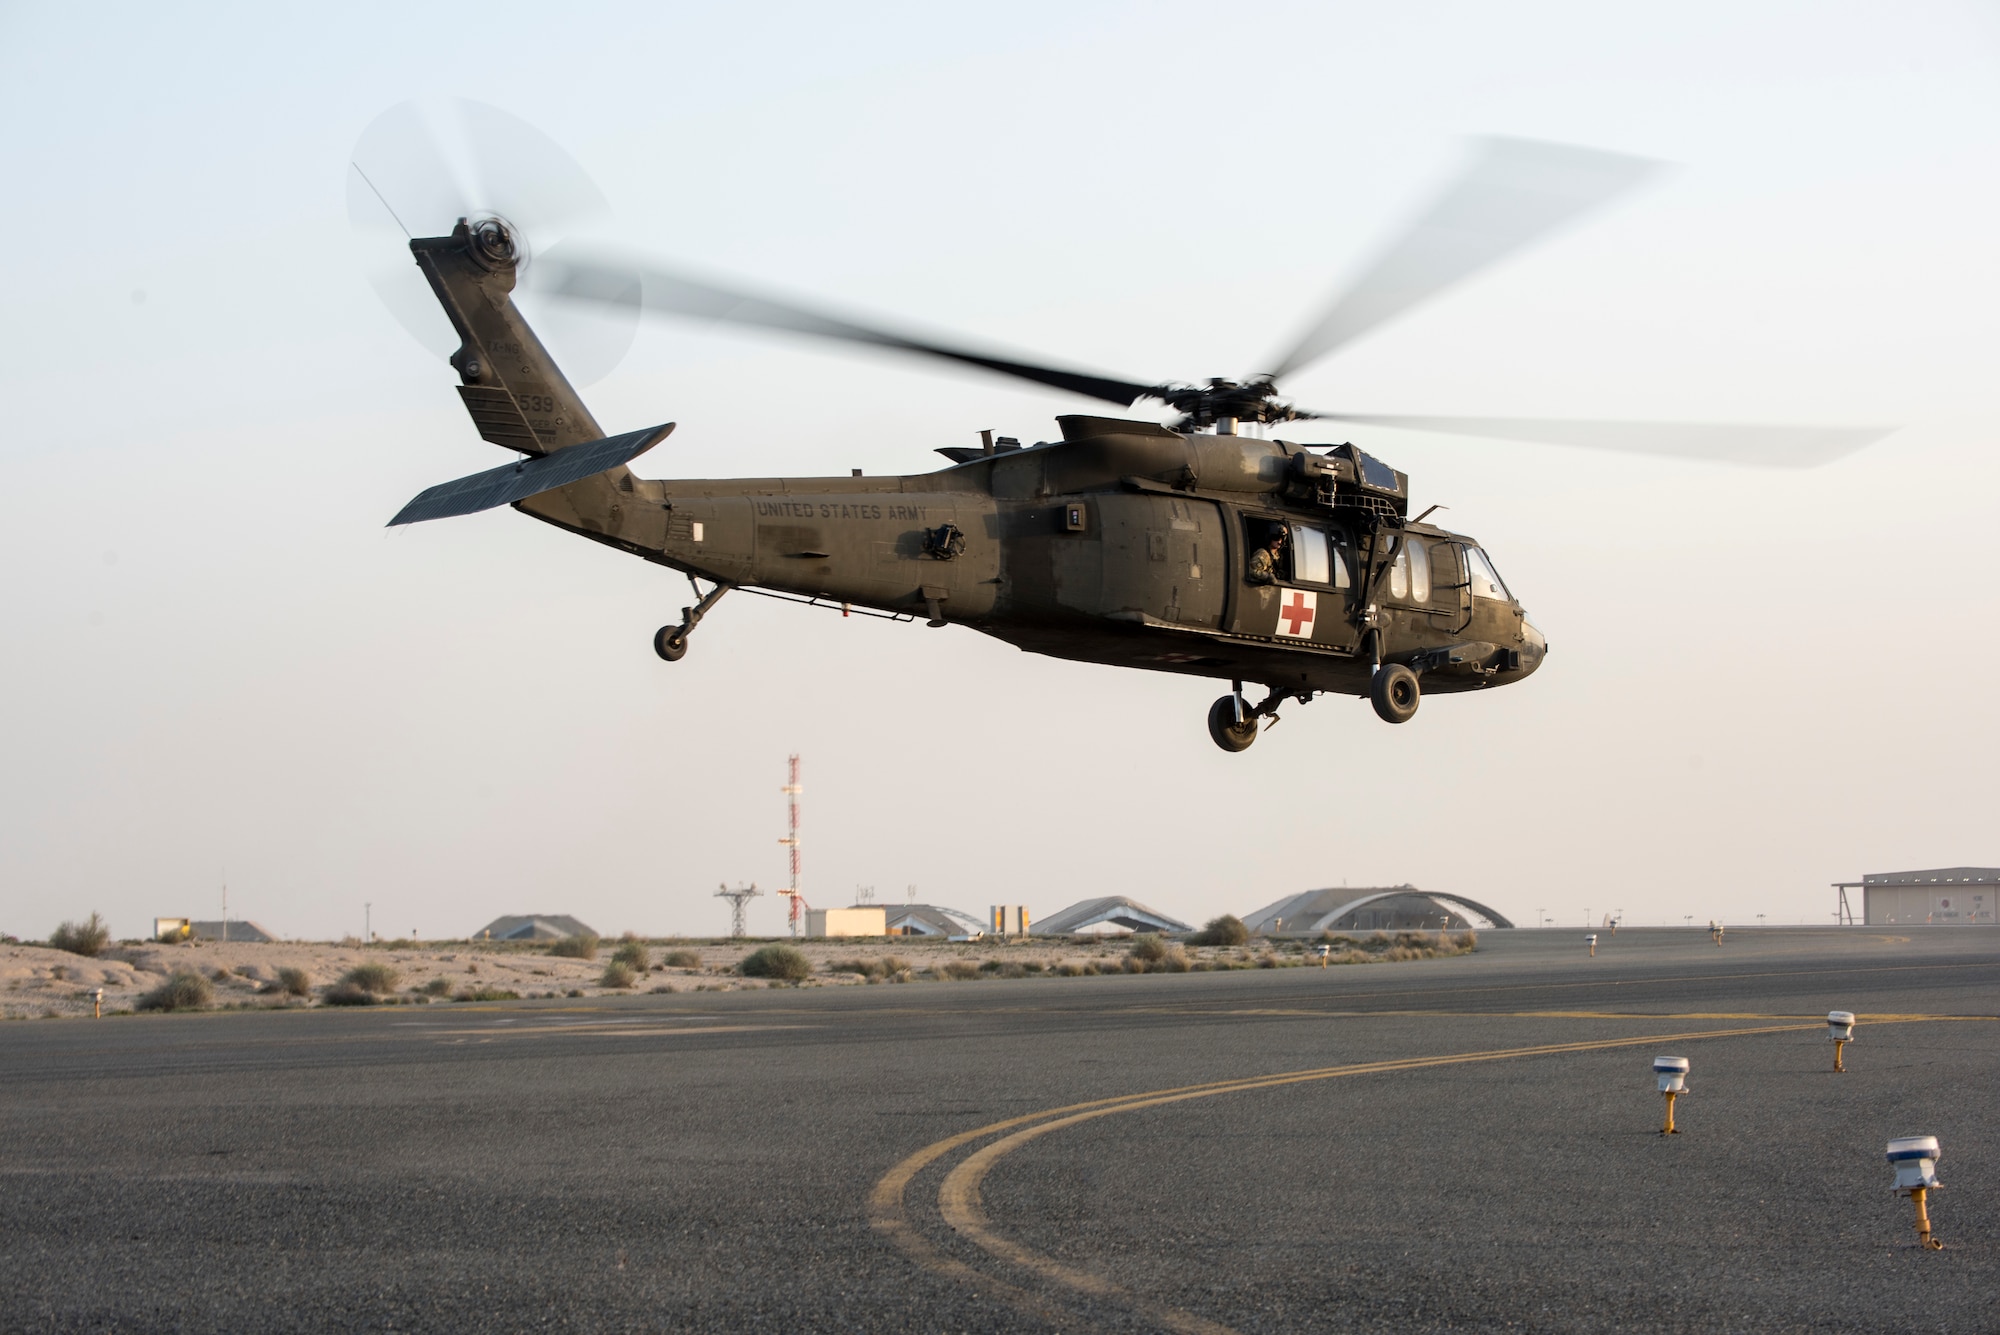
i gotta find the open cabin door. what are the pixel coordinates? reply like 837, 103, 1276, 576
1231, 514, 1360, 653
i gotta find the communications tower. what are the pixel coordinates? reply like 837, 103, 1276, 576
777, 754, 808, 936
714, 882, 761, 938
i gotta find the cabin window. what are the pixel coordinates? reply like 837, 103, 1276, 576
1291, 526, 1329, 585
1388, 544, 1408, 600
1408, 539, 1431, 602
1466, 546, 1511, 601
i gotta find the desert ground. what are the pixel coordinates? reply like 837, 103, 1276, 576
0, 929, 1473, 1019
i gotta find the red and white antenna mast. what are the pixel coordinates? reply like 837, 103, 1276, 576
777, 754, 807, 936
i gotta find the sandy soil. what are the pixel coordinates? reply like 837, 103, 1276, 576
0, 931, 1472, 1020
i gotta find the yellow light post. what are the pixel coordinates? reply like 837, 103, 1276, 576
1586, 933, 1597, 957
1886, 1136, 1943, 1250
1654, 1056, 1688, 1135
1827, 1011, 1855, 1073
92, 987, 103, 1019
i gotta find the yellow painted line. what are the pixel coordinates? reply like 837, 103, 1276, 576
1176, 1009, 2000, 1022
425, 1023, 809, 1038
876, 1022, 1821, 1333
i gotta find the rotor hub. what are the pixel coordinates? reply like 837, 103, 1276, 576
466, 214, 524, 271
1154, 377, 1312, 433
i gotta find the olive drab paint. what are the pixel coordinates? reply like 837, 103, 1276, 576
403, 220, 1547, 752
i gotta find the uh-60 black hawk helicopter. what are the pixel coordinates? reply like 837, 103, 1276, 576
357, 105, 1889, 751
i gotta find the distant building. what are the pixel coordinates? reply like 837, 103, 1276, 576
883, 904, 985, 939
1243, 887, 1513, 936
805, 907, 887, 937
1032, 896, 1191, 937
1841, 869, 1997, 926
990, 905, 1031, 936
474, 914, 598, 941
188, 920, 278, 943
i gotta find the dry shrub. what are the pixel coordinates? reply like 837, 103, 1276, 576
1128, 934, 1169, 963
1054, 961, 1090, 977
1157, 943, 1191, 972
600, 961, 638, 989
1187, 914, 1248, 947
49, 912, 110, 958
610, 936, 650, 970
418, 976, 452, 997
548, 934, 600, 960
272, 967, 312, 998
660, 949, 702, 969
1454, 931, 1478, 951
340, 962, 400, 994
739, 944, 811, 982
454, 986, 520, 1002
137, 971, 212, 1012
931, 960, 981, 981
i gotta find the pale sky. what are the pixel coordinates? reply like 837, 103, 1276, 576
2, 1, 1995, 941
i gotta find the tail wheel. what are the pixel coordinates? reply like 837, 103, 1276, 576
1207, 696, 1259, 752
1370, 664, 1421, 724
654, 626, 689, 662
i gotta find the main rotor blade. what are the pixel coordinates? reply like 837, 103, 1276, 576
1313, 414, 1896, 468
539, 248, 1159, 408
1267, 138, 1664, 381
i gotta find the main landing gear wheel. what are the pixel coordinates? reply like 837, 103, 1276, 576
1370, 663, 1420, 724
1207, 695, 1259, 752
653, 626, 689, 662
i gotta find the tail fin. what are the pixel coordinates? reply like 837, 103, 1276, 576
411, 219, 602, 454
408, 219, 642, 543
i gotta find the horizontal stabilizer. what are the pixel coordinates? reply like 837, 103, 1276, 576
389, 422, 674, 526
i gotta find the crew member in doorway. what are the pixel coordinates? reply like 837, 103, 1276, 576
1248, 525, 1288, 584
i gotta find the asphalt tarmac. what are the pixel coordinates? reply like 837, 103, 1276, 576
3, 927, 1994, 1333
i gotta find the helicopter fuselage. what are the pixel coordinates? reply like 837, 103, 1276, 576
519, 416, 1546, 701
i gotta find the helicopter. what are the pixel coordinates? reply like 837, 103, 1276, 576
359, 106, 1890, 752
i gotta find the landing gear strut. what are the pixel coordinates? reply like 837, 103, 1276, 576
1206, 681, 1306, 753
655, 577, 732, 662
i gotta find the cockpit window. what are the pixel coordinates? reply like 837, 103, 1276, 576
1466, 546, 1511, 601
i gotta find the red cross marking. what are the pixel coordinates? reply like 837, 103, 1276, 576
1279, 590, 1315, 636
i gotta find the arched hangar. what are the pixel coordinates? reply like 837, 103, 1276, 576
1243, 886, 1513, 935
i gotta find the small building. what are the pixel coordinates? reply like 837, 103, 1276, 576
474, 914, 598, 941
806, 906, 887, 937
990, 905, 1031, 937
1243, 886, 1513, 936
188, 920, 278, 943
1032, 896, 1191, 937
1842, 869, 1997, 926
883, 904, 985, 939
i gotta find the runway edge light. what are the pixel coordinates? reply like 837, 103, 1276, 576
1827, 1011, 1855, 1073
1654, 1056, 1689, 1135
1886, 1135, 1943, 1250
